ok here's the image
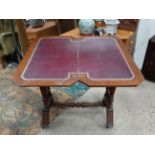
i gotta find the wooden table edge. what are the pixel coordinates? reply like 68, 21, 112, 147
13, 36, 144, 87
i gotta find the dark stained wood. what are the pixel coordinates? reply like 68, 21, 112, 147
0, 56, 7, 69
118, 19, 138, 32
40, 87, 53, 128
51, 101, 104, 107
103, 87, 116, 128
39, 85, 116, 128
58, 19, 78, 33
39, 85, 106, 128
142, 35, 155, 82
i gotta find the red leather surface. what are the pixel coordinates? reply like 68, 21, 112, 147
23, 38, 78, 79
79, 38, 133, 79
22, 37, 133, 80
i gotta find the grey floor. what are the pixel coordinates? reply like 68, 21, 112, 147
39, 80, 155, 135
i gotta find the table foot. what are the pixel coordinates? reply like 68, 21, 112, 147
106, 109, 113, 128
103, 87, 116, 128
42, 106, 50, 128
40, 87, 53, 129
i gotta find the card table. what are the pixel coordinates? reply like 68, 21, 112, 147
13, 36, 144, 128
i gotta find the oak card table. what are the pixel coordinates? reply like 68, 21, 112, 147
13, 36, 144, 128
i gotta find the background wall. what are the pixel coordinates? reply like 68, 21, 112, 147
134, 19, 155, 69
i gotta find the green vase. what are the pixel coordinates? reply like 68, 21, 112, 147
79, 19, 95, 35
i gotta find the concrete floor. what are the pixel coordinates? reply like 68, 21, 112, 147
39, 80, 155, 135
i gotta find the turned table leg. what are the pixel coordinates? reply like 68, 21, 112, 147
40, 87, 53, 128
103, 87, 116, 128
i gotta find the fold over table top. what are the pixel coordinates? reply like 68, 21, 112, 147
13, 37, 143, 87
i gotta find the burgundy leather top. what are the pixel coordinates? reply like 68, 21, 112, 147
22, 37, 134, 81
